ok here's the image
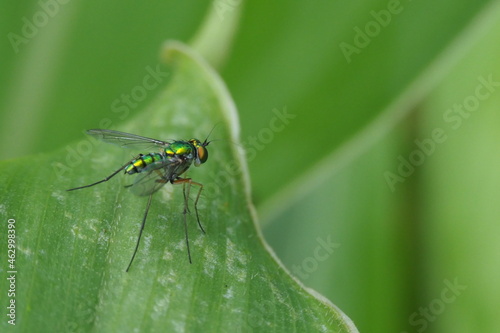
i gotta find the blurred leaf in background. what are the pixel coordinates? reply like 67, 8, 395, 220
0, 1, 209, 158
1, 0, 500, 332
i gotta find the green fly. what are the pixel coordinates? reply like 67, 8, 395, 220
67, 129, 210, 272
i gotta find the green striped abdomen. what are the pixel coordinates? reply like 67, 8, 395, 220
125, 153, 164, 174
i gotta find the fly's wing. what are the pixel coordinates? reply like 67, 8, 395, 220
87, 129, 171, 150
127, 159, 180, 196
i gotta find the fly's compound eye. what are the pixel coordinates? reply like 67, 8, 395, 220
195, 146, 208, 166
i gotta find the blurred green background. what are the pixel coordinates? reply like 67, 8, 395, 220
2, 0, 500, 332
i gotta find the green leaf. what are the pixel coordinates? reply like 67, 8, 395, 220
189, 0, 243, 69
419, 13, 500, 332
0, 42, 357, 332
221, 0, 495, 205
256, 1, 500, 332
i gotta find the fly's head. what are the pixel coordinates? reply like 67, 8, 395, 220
189, 138, 210, 167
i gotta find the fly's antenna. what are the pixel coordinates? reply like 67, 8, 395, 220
206, 138, 242, 148
202, 122, 220, 146
201, 123, 244, 149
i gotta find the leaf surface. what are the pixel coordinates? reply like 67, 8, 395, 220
0, 42, 357, 333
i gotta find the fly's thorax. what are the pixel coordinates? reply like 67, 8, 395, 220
165, 141, 195, 157
125, 152, 164, 174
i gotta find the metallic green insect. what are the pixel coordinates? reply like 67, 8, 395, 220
67, 129, 210, 272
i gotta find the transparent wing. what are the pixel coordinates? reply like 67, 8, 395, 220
87, 129, 171, 149
127, 170, 167, 196
126, 160, 181, 196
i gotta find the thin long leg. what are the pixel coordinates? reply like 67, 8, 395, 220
173, 178, 205, 264
191, 181, 205, 233
182, 182, 191, 213
173, 178, 205, 232
126, 193, 153, 272
66, 157, 139, 191
182, 182, 192, 264
182, 188, 193, 264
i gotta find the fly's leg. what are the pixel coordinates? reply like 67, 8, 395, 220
191, 181, 206, 233
172, 178, 205, 264
125, 169, 166, 271
183, 182, 190, 214
173, 178, 205, 233
66, 156, 141, 191
183, 182, 192, 264
126, 193, 153, 272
